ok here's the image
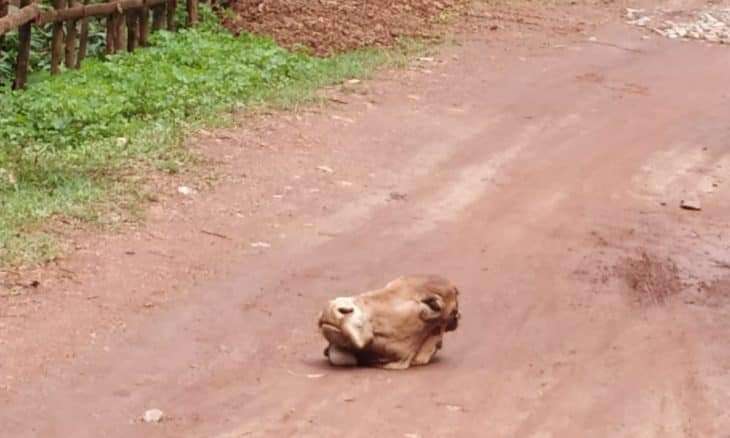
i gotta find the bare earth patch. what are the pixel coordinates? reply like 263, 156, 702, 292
617, 251, 684, 306
223, 0, 469, 55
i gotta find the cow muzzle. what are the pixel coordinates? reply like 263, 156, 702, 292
318, 297, 374, 350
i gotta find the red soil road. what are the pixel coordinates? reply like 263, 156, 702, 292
2, 2, 730, 437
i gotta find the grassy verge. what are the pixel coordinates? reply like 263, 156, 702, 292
0, 7, 427, 268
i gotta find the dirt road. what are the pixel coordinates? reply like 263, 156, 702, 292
2, 2, 730, 436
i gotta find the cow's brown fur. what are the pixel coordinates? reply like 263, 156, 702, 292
318, 275, 460, 370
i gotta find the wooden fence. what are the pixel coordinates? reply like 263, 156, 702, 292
0, 0, 211, 90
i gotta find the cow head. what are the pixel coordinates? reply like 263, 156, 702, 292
318, 275, 461, 369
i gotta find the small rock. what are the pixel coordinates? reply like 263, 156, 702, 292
143, 409, 164, 423
389, 192, 408, 201
625, 8, 644, 19
346, 79, 361, 85
680, 198, 702, 211
177, 186, 195, 196
588, 36, 598, 42
331, 115, 354, 124
250, 241, 271, 248
316, 165, 334, 174
306, 373, 325, 379
629, 16, 651, 26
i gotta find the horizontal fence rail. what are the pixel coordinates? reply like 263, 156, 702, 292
0, 0, 208, 89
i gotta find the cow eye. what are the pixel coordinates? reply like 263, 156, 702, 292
422, 296, 442, 312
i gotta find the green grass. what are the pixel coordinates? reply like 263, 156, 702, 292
0, 8, 427, 267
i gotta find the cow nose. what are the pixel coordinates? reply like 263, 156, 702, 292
337, 306, 354, 315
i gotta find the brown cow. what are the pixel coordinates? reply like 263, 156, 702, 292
317, 275, 460, 370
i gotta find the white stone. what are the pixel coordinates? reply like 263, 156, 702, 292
143, 409, 164, 423
327, 345, 358, 366
177, 185, 194, 196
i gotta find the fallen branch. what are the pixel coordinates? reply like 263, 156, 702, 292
583, 40, 644, 53
200, 229, 232, 240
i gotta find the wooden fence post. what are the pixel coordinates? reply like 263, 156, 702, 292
76, 0, 90, 67
114, 11, 125, 51
64, 0, 79, 68
152, 3, 165, 31
12, 0, 32, 89
51, 0, 66, 74
0, 0, 8, 47
139, 3, 149, 46
105, 13, 115, 54
126, 9, 138, 51
186, 0, 197, 26
166, 0, 176, 31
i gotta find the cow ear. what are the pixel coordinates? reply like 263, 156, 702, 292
420, 295, 444, 320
